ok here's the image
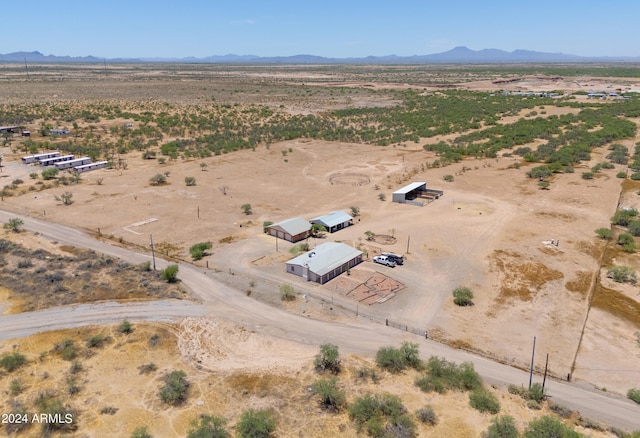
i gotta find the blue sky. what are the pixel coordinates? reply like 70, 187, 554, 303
3, 1, 638, 58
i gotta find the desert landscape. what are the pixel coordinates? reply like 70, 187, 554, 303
1, 63, 640, 437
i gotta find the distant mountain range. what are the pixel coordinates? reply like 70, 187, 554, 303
2, 47, 639, 64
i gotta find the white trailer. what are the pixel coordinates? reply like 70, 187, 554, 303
73, 161, 108, 173
55, 157, 91, 170
22, 151, 60, 164
39, 155, 75, 166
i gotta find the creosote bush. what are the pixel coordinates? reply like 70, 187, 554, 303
452, 286, 474, 306
161, 264, 179, 282
159, 370, 189, 406
280, 284, 296, 301
469, 388, 501, 414
314, 343, 341, 374
0, 351, 27, 372
312, 377, 346, 412
236, 409, 276, 438
375, 342, 421, 373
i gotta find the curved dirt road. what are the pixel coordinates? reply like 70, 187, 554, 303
1, 210, 639, 431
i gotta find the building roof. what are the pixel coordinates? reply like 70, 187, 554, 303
311, 211, 353, 228
287, 242, 362, 277
393, 182, 426, 195
269, 217, 311, 236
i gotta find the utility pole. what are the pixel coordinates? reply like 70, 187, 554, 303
406, 235, 411, 254
529, 336, 536, 389
542, 353, 549, 391
150, 234, 156, 271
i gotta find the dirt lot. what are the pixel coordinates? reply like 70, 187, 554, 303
1, 67, 640, 411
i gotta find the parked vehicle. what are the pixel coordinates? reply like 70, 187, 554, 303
381, 253, 404, 265
373, 255, 396, 267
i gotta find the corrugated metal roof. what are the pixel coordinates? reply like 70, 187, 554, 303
311, 211, 353, 228
393, 182, 426, 195
270, 217, 311, 236
287, 242, 362, 276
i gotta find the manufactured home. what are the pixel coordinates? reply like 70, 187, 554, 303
40, 155, 75, 166
55, 157, 91, 170
22, 152, 60, 164
73, 161, 108, 173
286, 242, 363, 284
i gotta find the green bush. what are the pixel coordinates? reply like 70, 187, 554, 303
628, 388, 640, 404
612, 208, 638, 226
86, 334, 106, 348
375, 342, 420, 373
187, 415, 229, 438
159, 370, 189, 406
131, 426, 152, 438
280, 284, 296, 301
312, 378, 346, 412
629, 221, 640, 237
524, 415, 580, 438
189, 242, 212, 260
469, 388, 500, 414
632, 172, 640, 181
415, 357, 481, 394
453, 286, 474, 306
607, 265, 636, 283
118, 319, 133, 334
617, 232, 634, 246
528, 382, 545, 403
314, 343, 341, 374
415, 406, 437, 425
236, 409, 276, 438
617, 171, 627, 178
41, 167, 59, 180
595, 228, 613, 240
348, 393, 413, 437
161, 264, 179, 282
55, 339, 78, 361
485, 415, 519, 438
0, 351, 27, 372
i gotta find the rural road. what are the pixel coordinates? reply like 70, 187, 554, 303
1, 209, 639, 431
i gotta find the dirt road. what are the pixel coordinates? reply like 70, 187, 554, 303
1, 209, 639, 431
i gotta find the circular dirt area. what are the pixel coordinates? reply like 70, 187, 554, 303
328, 171, 370, 186
373, 234, 397, 245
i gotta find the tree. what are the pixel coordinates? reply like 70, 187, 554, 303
3, 218, 23, 233
527, 166, 552, 180
184, 176, 196, 186
484, 415, 519, 438
159, 370, 189, 405
280, 284, 296, 301
364, 231, 375, 241
311, 223, 327, 237
57, 191, 73, 205
187, 415, 229, 438
241, 203, 252, 215
350, 206, 360, 217
150, 173, 167, 186
314, 343, 341, 374
41, 167, 59, 180
236, 409, 276, 438
161, 264, 179, 283
118, 319, 133, 334
453, 286, 474, 306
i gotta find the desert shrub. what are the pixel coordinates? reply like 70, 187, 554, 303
150, 173, 167, 185
507, 384, 529, 398
484, 415, 519, 438
628, 220, 640, 236
69, 360, 83, 374
187, 415, 229, 438
10, 379, 23, 396
415, 406, 437, 425
118, 319, 133, 334
528, 383, 545, 403
469, 388, 500, 414
100, 406, 118, 415
378, 193, 386, 201
138, 362, 158, 375
67, 375, 80, 395
184, 176, 196, 186
3, 217, 23, 232
415, 357, 481, 394
607, 265, 636, 283
262, 221, 273, 232
41, 167, 59, 180
549, 403, 573, 418
55, 339, 78, 361
86, 334, 106, 348
280, 284, 296, 301
453, 286, 474, 306
241, 203, 252, 215
349, 393, 414, 438
189, 242, 212, 260
131, 426, 152, 438
444, 174, 454, 182
527, 166, 552, 180
36, 395, 77, 434
0, 351, 27, 372
236, 409, 276, 438
376, 346, 407, 373
595, 227, 613, 240
161, 264, 179, 282
314, 343, 341, 374
159, 370, 189, 406
582, 171, 594, 180
527, 400, 541, 410
617, 232, 635, 246
524, 415, 580, 438
312, 377, 346, 412
149, 333, 161, 347
611, 208, 638, 226
628, 388, 640, 404
138, 261, 152, 271
632, 172, 640, 180
617, 171, 627, 178
578, 416, 605, 431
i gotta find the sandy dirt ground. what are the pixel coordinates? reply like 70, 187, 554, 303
1, 71, 640, 434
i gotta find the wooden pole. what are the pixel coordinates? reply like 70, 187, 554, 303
406, 235, 410, 254
150, 234, 156, 271
529, 336, 536, 389
542, 353, 549, 391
